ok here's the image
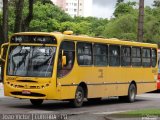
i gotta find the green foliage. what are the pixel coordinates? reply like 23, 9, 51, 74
153, 0, 160, 7
7, 0, 107, 36
29, 1, 72, 32
60, 21, 93, 36
106, 2, 160, 43
114, 2, 136, 17
73, 17, 108, 36
144, 19, 160, 43
143, 6, 160, 43
103, 14, 137, 41
116, 0, 124, 6
7, 0, 72, 33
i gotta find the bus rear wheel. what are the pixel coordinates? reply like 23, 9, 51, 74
119, 83, 136, 103
30, 99, 43, 106
128, 83, 136, 102
70, 86, 84, 107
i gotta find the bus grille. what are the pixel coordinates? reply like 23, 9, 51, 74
11, 92, 46, 97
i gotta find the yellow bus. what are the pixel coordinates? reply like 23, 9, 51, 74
0, 31, 158, 107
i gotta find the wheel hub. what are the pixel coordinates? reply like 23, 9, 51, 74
76, 91, 83, 103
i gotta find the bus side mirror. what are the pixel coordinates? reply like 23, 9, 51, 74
0, 43, 9, 63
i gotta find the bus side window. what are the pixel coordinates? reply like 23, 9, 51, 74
109, 45, 120, 66
142, 48, 151, 67
151, 49, 157, 67
121, 46, 131, 66
93, 44, 108, 66
57, 41, 75, 78
77, 42, 93, 66
132, 47, 142, 67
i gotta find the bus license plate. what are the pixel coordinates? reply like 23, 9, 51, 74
22, 90, 31, 95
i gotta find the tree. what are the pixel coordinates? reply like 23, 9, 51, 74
22, 0, 34, 31
14, 0, 34, 32
103, 14, 137, 40
29, 1, 72, 32
0, 14, 3, 45
40, 0, 53, 5
73, 16, 108, 37
137, 0, 144, 42
116, 0, 124, 6
14, 0, 24, 32
2, 0, 8, 43
143, 7, 160, 43
114, 2, 136, 17
153, 0, 160, 7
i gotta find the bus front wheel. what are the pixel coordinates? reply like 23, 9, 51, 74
30, 99, 43, 106
70, 86, 84, 107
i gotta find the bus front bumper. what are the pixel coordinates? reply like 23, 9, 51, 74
4, 82, 59, 100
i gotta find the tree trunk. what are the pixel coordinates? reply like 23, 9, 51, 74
0, 25, 3, 46
137, 0, 144, 42
22, 0, 34, 31
3, 0, 8, 43
14, 0, 24, 32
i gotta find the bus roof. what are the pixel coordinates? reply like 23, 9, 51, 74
12, 32, 158, 48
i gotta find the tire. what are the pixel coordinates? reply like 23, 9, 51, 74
70, 86, 84, 107
127, 84, 136, 102
30, 99, 43, 106
119, 83, 136, 103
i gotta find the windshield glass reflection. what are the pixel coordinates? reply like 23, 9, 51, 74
7, 46, 56, 77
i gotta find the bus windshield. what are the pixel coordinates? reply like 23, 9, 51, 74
7, 46, 56, 77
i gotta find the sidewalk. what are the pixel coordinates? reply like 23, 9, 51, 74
0, 83, 4, 98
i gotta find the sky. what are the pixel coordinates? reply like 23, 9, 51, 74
92, 0, 154, 19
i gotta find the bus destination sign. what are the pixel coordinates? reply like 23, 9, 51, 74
11, 35, 57, 44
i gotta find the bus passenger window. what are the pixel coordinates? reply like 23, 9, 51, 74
77, 42, 92, 66
152, 49, 157, 67
142, 48, 151, 67
109, 45, 120, 66
93, 44, 108, 66
57, 41, 75, 78
121, 46, 131, 66
132, 47, 142, 66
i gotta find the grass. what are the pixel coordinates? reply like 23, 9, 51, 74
108, 109, 160, 118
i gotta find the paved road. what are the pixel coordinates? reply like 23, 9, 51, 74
0, 84, 160, 120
